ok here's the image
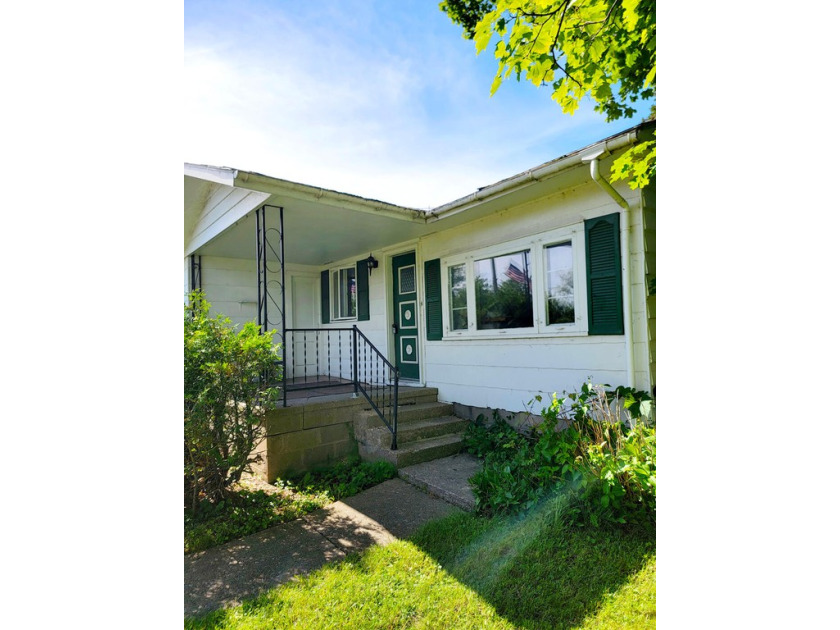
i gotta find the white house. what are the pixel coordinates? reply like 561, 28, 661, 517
185, 121, 655, 467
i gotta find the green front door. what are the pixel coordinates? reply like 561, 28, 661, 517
392, 252, 420, 380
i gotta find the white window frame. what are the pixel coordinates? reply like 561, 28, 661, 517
440, 225, 588, 339
330, 265, 357, 322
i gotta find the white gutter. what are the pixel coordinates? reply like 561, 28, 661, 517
234, 170, 428, 223
581, 150, 635, 389
429, 129, 639, 222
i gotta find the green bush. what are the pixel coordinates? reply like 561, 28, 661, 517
465, 411, 581, 515
184, 292, 281, 513
543, 382, 656, 526
466, 382, 656, 527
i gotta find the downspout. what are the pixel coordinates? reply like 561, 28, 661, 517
582, 151, 635, 389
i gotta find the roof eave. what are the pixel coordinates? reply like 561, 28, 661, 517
427, 122, 647, 222
233, 170, 429, 224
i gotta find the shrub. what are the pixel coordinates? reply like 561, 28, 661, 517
467, 381, 655, 527
542, 383, 656, 526
465, 411, 581, 515
184, 292, 281, 513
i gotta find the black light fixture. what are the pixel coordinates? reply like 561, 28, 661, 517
365, 253, 379, 275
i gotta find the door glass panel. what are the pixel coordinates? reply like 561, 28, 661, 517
399, 265, 416, 294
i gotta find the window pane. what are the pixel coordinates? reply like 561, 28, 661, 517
342, 267, 356, 318
332, 270, 339, 319
546, 242, 574, 324
449, 264, 467, 330
474, 250, 533, 329
332, 267, 356, 319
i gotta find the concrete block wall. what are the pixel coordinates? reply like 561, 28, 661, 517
259, 398, 363, 480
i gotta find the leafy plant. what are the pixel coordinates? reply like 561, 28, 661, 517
538, 382, 656, 526
466, 411, 581, 514
184, 292, 281, 514
278, 457, 397, 502
467, 381, 655, 526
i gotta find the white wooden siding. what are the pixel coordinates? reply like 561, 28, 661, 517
195, 256, 326, 330
418, 178, 650, 413
186, 169, 655, 415
316, 249, 391, 363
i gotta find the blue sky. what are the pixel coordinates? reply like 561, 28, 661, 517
185, 0, 651, 208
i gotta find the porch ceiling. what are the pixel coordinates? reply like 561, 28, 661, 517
189, 161, 594, 266
186, 122, 647, 267
194, 195, 436, 266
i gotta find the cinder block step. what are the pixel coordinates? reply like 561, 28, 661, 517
355, 402, 454, 429
368, 415, 469, 448
378, 434, 464, 468
396, 386, 440, 403
359, 387, 440, 410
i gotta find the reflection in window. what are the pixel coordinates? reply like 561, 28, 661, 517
546, 242, 574, 324
474, 250, 533, 329
449, 264, 467, 330
332, 267, 356, 319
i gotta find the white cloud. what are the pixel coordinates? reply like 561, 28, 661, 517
184, 1, 643, 208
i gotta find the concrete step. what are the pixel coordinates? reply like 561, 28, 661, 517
355, 401, 454, 429
368, 415, 469, 448
374, 434, 464, 469
398, 453, 482, 512
358, 387, 440, 410
397, 386, 440, 404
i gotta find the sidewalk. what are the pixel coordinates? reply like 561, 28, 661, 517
184, 453, 481, 618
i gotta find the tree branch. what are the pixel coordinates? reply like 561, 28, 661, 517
549, 0, 582, 87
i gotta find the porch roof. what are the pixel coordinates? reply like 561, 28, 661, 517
184, 121, 651, 266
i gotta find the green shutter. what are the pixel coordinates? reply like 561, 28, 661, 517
356, 260, 370, 321
321, 270, 330, 324
585, 213, 624, 335
425, 259, 443, 341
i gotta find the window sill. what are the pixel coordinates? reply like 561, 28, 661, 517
441, 326, 589, 341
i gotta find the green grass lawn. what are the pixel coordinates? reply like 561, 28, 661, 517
186, 492, 655, 629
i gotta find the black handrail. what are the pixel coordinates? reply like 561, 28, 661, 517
283, 326, 399, 449
353, 326, 399, 450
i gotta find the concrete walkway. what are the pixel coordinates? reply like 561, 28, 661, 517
184, 453, 481, 618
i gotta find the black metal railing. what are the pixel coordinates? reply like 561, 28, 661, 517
283, 326, 399, 449
354, 327, 400, 450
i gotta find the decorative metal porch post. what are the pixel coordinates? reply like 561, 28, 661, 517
189, 254, 202, 293
256, 205, 286, 405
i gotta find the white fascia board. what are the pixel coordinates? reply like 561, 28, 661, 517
234, 170, 429, 224
427, 128, 640, 223
184, 163, 238, 186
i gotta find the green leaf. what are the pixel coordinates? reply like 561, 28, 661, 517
490, 73, 503, 95
644, 64, 656, 87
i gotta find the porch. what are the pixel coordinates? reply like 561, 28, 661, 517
283, 377, 356, 406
